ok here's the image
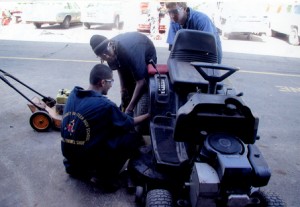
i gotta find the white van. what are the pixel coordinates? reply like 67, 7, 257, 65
81, 1, 123, 30
216, 1, 269, 39
267, 1, 300, 45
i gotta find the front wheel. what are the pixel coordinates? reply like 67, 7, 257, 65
114, 16, 120, 29
29, 111, 52, 132
146, 189, 173, 207
251, 190, 286, 207
83, 22, 90, 29
61, 16, 70, 29
33, 22, 42, 29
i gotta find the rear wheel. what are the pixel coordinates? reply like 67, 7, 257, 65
288, 28, 300, 46
30, 111, 52, 132
146, 189, 173, 207
83, 22, 90, 29
61, 16, 71, 29
33, 23, 42, 29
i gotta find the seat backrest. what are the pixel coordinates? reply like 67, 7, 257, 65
170, 29, 218, 63
168, 29, 221, 92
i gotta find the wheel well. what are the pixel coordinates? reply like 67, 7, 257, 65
65, 15, 71, 21
290, 26, 299, 35
291, 25, 298, 30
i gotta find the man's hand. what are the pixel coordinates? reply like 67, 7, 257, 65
125, 110, 134, 117
133, 113, 151, 125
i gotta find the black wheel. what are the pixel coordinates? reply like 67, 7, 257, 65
146, 189, 173, 207
83, 22, 90, 29
61, 16, 71, 29
134, 93, 149, 135
251, 190, 286, 207
222, 31, 231, 40
29, 111, 52, 132
33, 23, 41, 29
288, 28, 300, 46
247, 34, 252, 40
114, 16, 120, 29
271, 29, 276, 37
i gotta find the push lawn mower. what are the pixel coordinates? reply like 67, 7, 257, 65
0, 69, 68, 132
130, 30, 285, 207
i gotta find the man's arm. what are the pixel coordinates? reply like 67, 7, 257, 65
133, 113, 151, 125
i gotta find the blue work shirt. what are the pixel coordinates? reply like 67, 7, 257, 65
167, 8, 222, 63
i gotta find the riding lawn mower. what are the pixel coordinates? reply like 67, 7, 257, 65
129, 29, 285, 207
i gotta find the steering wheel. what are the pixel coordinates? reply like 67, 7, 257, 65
190, 62, 239, 94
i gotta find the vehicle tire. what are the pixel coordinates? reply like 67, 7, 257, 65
134, 93, 149, 135
288, 28, 300, 46
29, 111, 52, 132
83, 22, 90, 29
222, 31, 231, 40
114, 16, 120, 29
61, 16, 71, 29
270, 29, 277, 37
33, 23, 42, 29
251, 190, 286, 207
146, 189, 173, 207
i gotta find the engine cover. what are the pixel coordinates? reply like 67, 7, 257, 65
174, 93, 259, 144
190, 163, 219, 207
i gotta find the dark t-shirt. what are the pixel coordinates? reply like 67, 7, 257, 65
108, 32, 157, 81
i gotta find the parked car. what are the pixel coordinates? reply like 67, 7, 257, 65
26, 1, 81, 29
81, 1, 123, 30
267, 1, 300, 45
216, 1, 269, 39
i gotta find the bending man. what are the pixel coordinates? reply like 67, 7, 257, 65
90, 32, 157, 115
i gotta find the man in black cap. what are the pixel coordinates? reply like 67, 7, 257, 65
90, 32, 157, 115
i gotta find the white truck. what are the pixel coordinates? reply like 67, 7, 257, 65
216, 1, 269, 40
267, 1, 300, 45
81, 1, 123, 30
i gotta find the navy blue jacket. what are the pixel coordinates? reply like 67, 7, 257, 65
61, 86, 134, 152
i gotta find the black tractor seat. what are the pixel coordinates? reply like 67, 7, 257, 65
168, 59, 223, 93
167, 29, 223, 93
